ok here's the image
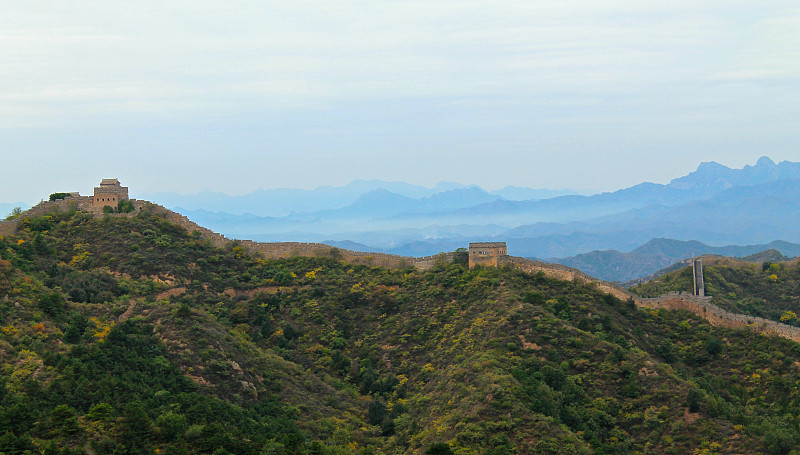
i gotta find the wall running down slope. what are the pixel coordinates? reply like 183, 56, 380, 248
2, 199, 800, 343
499, 256, 800, 343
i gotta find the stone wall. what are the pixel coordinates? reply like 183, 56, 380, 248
123, 203, 428, 269
141, 202, 230, 248
0, 196, 95, 236
500, 256, 800, 344
145, 207, 456, 270
638, 293, 800, 343
244, 241, 418, 269
414, 252, 457, 270
499, 256, 634, 302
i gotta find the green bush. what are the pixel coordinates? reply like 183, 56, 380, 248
49, 192, 71, 201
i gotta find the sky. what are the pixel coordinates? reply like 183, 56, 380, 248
2, 1, 798, 204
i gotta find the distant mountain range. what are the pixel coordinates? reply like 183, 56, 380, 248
155, 157, 800, 253
139, 180, 585, 217
133, 157, 800, 278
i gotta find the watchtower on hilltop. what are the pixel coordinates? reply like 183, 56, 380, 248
92, 178, 129, 209
469, 242, 507, 268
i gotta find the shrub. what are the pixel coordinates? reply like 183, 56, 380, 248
49, 193, 71, 201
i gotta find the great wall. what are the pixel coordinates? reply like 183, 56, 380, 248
499, 255, 800, 343
3, 193, 800, 344
0, 196, 456, 270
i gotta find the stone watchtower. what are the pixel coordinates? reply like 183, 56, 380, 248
692, 258, 705, 297
468, 242, 507, 268
92, 178, 129, 210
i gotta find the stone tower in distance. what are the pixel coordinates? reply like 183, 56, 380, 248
92, 178, 129, 210
468, 242, 507, 268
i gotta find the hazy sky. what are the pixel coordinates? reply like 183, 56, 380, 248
2, 1, 798, 203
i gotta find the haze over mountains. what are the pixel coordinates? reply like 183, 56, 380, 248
132, 157, 800, 280
141, 181, 584, 217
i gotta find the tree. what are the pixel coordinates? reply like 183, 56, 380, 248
5, 206, 22, 220
39, 292, 66, 317
156, 411, 188, 441
426, 443, 455, 455
49, 193, 71, 201
120, 402, 152, 451
453, 248, 468, 266
705, 337, 723, 357
687, 388, 703, 413
118, 199, 135, 213
49, 404, 80, 436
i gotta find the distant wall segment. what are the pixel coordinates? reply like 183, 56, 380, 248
499, 256, 634, 302
498, 256, 800, 344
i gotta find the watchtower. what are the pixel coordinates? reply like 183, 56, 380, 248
92, 178, 129, 209
468, 242, 507, 268
692, 258, 705, 297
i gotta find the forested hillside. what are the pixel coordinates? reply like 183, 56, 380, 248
2, 208, 800, 454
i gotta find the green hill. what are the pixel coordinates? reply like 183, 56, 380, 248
2, 207, 800, 454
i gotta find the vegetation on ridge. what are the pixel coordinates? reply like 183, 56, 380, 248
1, 208, 800, 454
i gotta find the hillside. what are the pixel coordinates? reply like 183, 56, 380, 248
631, 256, 800, 329
2, 207, 800, 454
